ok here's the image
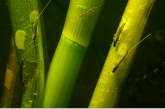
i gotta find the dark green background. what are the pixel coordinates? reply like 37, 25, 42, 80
0, 0, 165, 107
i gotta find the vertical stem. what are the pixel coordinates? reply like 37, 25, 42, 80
8, 0, 45, 107
89, 0, 155, 107
43, 0, 105, 107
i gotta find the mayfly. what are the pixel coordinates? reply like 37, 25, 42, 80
31, 0, 51, 43
112, 33, 151, 73
113, 23, 126, 47
80, 2, 104, 17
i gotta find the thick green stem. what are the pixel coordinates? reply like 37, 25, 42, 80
43, 0, 105, 107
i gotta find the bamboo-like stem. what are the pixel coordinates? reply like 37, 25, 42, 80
89, 0, 155, 107
43, 0, 105, 107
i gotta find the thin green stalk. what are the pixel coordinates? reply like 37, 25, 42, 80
43, 0, 105, 107
89, 0, 155, 107
8, 0, 45, 107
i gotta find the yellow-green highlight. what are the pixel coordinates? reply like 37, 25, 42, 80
89, 0, 155, 107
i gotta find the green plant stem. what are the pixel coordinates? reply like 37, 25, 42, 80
8, 0, 45, 107
89, 0, 155, 108
43, 0, 105, 107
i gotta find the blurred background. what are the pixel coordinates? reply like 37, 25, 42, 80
0, 0, 165, 107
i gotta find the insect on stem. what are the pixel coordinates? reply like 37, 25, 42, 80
80, 2, 105, 17
113, 23, 126, 47
112, 33, 151, 73
112, 50, 128, 73
31, 0, 51, 43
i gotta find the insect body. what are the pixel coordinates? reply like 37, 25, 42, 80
32, 21, 38, 43
80, 2, 104, 17
113, 23, 126, 47
112, 33, 151, 73
112, 50, 128, 73
31, 0, 51, 43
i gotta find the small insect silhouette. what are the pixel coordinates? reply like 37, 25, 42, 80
113, 23, 126, 47
31, 0, 51, 43
80, 2, 104, 17
112, 33, 151, 73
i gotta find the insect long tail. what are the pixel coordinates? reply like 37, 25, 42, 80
128, 33, 151, 53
